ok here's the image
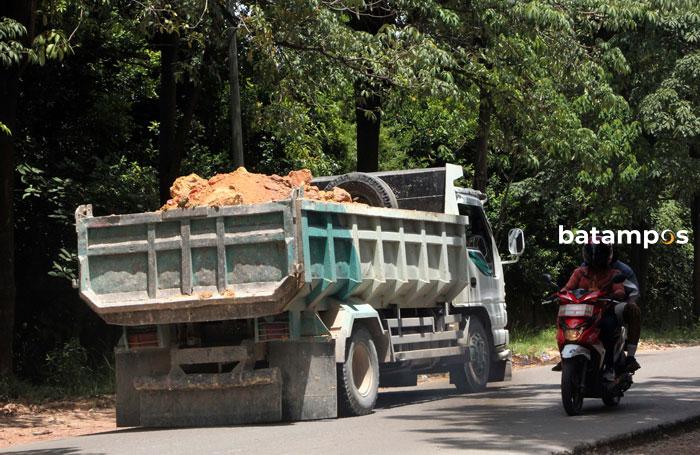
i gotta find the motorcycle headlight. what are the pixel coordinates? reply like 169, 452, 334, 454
564, 326, 585, 341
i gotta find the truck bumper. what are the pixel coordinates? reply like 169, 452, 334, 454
117, 338, 337, 427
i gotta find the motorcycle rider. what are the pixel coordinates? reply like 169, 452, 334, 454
552, 238, 641, 375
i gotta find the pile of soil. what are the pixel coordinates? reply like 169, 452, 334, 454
160, 167, 352, 211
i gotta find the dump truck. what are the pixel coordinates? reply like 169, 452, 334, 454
74, 164, 525, 426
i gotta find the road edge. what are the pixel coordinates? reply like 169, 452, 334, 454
559, 414, 700, 454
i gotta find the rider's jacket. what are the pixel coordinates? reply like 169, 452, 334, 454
564, 266, 626, 300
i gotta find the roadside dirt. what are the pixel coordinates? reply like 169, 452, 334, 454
593, 429, 700, 454
586, 419, 700, 455
0, 396, 117, 449
160, 167, 352, 211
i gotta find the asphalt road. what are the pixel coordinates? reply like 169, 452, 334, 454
4, 346, 700, 455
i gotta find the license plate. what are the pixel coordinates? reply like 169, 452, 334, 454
558, 304, 594, 317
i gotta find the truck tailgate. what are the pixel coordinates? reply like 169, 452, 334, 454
75, 200, 300, 325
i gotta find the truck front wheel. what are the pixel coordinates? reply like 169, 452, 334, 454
338, 327, 379, 416
450, 318, 491, 393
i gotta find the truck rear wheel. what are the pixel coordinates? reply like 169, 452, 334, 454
324, 173, 398, 208
338, 327, 379, 416
450, 318, 491, 393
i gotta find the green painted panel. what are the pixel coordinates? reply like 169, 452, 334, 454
226, 242, 286, 284
192, 247, 217, 286
89, 253, 147, 293
156, 250, 181, 290
88, 224, 145, 246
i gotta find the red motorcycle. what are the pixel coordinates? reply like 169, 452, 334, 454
544, 274, 634, 416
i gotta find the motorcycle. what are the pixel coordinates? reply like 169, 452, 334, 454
543, 274, 634, 416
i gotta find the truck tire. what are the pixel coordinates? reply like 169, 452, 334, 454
450, 318, 491, 393
324, 173, 398, 208
338, 327, 380, 416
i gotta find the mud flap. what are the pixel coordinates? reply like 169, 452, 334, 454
489, 348, 512, 382
115, 347, 171, 427
269, 338, 337, 420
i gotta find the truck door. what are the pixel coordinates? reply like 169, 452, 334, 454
459, 204, 500, 306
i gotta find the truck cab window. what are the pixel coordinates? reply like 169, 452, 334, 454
459, 204, 495, 275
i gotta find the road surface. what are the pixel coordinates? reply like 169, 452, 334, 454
4, 346, 700, 455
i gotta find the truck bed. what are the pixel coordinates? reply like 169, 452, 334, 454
76, 196, 469, 326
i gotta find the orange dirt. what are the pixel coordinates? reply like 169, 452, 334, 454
0, 397, 116, 449
160, 167, 352, 211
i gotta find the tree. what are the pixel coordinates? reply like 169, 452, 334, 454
0, 1, 71, 376
137, 1, 208, 204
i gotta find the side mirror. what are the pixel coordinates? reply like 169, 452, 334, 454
543, 273, 558, 290
508, 228, 525, 256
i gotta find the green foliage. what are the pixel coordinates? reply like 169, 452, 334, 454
44, 338, 92, 389
0, 339, 114, 402
7, 0, 700, 388
0, 17, 27, 67
510, 326, 558, 357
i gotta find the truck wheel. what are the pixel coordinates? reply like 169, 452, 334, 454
338, 327, 379, 416
324, 173, 398, 208
451, 318, 491, 393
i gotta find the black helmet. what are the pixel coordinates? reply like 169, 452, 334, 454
583, 237, 613, 269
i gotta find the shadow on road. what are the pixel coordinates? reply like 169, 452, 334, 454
0, 448, 103, 455
380, 376, 700, 453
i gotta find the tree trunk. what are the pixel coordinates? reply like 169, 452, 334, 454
229, 29, 244, 168
158, 34, 178, 205
0, 68, 18, 376
348, 8, 392, 174
173, 81, 201, 178
355, 80, 381, 173
692, 192, 700, 320
473, 88, 492, 192
630, 220, 650, 303
0, 0, 34, 377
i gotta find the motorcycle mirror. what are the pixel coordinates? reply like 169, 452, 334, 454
542, 273, 558, 290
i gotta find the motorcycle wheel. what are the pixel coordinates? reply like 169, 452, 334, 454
602, 389, 621, 407
561, 358, 584, 416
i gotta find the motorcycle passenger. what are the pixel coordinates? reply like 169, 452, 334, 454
608, 257, 642, 372
556, 239, 627, 380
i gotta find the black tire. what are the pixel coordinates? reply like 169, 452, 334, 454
561, 358, 584, 416
602, 389, 621, 407
338, 327, 380, 416
324, 173, 398, 208
451, 318, 491, 393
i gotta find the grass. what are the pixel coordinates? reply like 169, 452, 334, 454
640, 324, 700, 344
509, 323, 700, 358
0, 373, 114, 404
509, 326, 558, 357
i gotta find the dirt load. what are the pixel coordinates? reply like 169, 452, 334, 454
160, 167, 352, 211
